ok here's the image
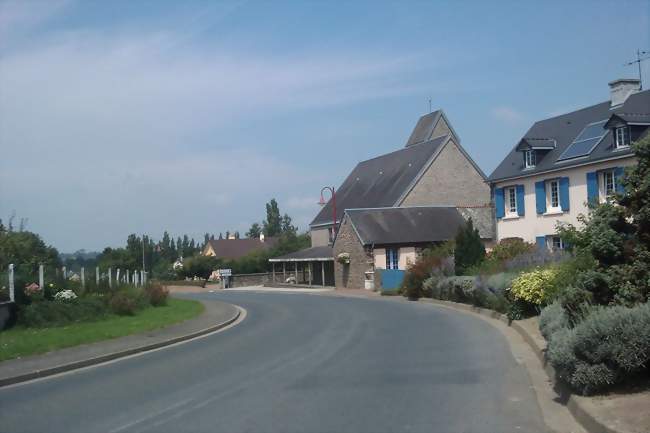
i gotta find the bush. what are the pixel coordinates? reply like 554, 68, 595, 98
434, 276, 476, 302
454, 218, 485, 275
19, 296, 108, 328
557, 286, 594, 326
509, 268, 558, 306
487, 238, 535, 263
539, 301, 569, 341
145, 283, 169, 307
400, 243, 454, 299
546, 303, 650, 395
108, 287, 148, 316
474, 272, 517, 295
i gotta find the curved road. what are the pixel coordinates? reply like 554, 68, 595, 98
0, 292, 549, 433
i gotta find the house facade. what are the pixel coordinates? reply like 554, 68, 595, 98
270, 109, 493, 289
488, 79, 648, 249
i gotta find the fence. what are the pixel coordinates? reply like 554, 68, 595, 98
1, 264, 149, 304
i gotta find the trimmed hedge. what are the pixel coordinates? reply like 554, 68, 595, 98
545, 302, 650, 395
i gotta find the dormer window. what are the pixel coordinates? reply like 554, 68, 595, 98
615, 126, 630, 148
524, 149, 536, 168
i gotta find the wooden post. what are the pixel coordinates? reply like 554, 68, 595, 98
8, 264, 15, 302
39, 264, 44, 291
321, 262, 325, 287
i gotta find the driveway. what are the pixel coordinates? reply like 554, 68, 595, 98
0, 292, 549, 433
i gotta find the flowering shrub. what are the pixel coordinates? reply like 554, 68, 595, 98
24, 283, 42, 297
54, 289, 78, 301
336, 253, 350, 265
509, 268, 558, 305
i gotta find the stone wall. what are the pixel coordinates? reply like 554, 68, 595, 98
333, 217, 373, 289
400, 138, 490, 207
228, 272, 269, 288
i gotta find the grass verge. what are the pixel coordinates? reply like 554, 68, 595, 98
0, 298, 204, 362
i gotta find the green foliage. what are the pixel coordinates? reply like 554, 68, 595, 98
454, 218, 485, 275
19, 296, 108, 328
245, 223, 262, 238
178, 255, 220, 280
144, 283, 169, 307
546, 303, 650, 395
399, 242, 454, 299
0, 231, 60, 270
263, 199, 282, 237
433, 276, 477, 302
538, 301, 569, 341
472, 238, 536, 274
509, 268, 559, 305
108, 287, 148, 316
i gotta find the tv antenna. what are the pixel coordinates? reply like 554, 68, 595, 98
624, 49, 650, 90
428, 97, 432, 113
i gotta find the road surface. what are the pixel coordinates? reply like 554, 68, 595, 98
0, 292, 549, 433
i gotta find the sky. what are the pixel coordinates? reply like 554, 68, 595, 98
1, 0, 649, 253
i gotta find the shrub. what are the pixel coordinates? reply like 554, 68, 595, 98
108, 287, 148, 316
454, 218, 485, 275
435, 276, 477, 302
538, 301, 569, 341
504, 248, 569, 273
400, 243, 454, 299
487, 238, 535, 263
19, 296, 108, 328
474, 272, 517, 295
145, 283, 169, 307
558, 286, 594, 326
509, 268, 558, 306
546, 303, 650, 395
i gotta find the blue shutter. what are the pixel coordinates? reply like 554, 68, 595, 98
516, 185, 525, 216
559, 177, 570, 211
536, 236, 546, 250
614, 167, 625, 194
535, 181, 546, 214
586, 171, 599, 205
495, 188, 505, 219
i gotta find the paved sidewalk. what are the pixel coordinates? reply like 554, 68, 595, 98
0, 298, 240, 387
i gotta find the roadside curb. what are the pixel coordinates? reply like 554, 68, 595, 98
0, 302, 242, 388
417, 298, 620, 433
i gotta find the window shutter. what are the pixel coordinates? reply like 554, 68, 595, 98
495, 188, 505, 219
614, 167, 625, 194
535, 181, 546, 214
586, 171, 598, 204
536, 236, 546, 250
516, 185, 525, 216
559, 177, 570, 211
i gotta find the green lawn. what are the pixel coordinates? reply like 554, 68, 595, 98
0, 298, 204, 362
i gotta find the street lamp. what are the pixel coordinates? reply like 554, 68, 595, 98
318, 186, 337, 243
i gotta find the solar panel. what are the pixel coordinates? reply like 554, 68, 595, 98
558, 120, 608, 161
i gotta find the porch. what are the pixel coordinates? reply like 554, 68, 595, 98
268, 246, 335, 287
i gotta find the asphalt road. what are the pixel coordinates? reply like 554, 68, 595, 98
0, 292, 549, 433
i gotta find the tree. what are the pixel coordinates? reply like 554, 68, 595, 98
263, 199, 282, 237
234, 231, 240, 239
225, 230, 230, 240
0, 230, 60, 270
454, 218, 485, 275
203, 233, 210, 247
246, 223, 262, 239
281, 213, 296, 235
218, 233, 223, 240
0, 219, 4, 233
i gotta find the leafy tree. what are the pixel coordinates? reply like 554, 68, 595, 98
281, 213, 296, 235
178, 256, 220, 280
203, 233, 210, 247
454, 218, 485, 275
0, 230, 60, 270
210, 234, 215, 241
263, 199, 282, 236
246, 223, 262, 238
218, 233, 223, 240
234, 231, 240, 239
0, 219, 5, 233
225, 231, 230, 240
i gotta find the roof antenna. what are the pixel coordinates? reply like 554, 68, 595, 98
428, 97, 432, 113
624, 49, 649, 90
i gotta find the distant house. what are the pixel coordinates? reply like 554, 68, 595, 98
202, 235, 278, 260
488, 79, 648, 249
270, 109, 493, 288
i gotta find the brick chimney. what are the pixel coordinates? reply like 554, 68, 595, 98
609, 78, 640, 107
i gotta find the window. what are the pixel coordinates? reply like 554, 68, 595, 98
507, 187, 517, 216
385, 248, 399, 270
547, 179, 560, 210
551, 236, 565, 250
615, 126, 630, 148
602, 170, 615, 198
524, 150, 536, 168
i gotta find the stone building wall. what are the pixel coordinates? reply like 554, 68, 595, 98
332, 217, 372, 289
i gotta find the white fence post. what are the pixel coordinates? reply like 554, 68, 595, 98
81, 267, 85, 289
126, 269, 130, 285
108, 267, 112, 288
116, 269, 121, 286
39, 264, 44, 291
8, 264, 15, 302
62, 266, 67, 279
96, 267, 100, 285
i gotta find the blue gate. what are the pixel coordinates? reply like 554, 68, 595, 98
379, 269, 405, 292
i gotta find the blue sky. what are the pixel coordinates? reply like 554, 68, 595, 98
1, 0, 649, 252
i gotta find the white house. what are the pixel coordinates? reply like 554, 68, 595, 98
488, 79, 649, 249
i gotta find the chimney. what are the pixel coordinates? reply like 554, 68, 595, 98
259, 233, 265, 243
609, 78, 640, 107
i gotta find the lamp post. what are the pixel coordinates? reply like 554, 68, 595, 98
318, 186, 337, 243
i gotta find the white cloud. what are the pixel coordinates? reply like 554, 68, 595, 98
490, 106, 525, 124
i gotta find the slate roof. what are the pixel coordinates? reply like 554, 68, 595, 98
344, 206, 494, 246
405, 110, 442, 146
204, 238, 278, 260
310, 135, 448, 227
268, 246, 333, 262
489, 89, 650, 182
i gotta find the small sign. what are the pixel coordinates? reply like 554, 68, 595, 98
217, 269, 232, 277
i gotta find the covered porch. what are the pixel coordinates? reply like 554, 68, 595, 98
268, 246, 335, 287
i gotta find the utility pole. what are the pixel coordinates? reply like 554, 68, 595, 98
625, 49, 649, 90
